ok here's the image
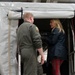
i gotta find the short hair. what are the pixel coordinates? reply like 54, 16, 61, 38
23, 12, 33, 19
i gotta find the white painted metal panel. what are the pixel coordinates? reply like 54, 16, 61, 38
5, 2, 75, 19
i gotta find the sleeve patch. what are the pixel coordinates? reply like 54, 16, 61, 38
36, 27, 39, 32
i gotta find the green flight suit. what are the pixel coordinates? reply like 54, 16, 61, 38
17, 21, 42, 75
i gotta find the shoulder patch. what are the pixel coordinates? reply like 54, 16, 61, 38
36, 27, 39, 32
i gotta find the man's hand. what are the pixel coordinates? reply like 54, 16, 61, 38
41, 55, 45, 65
37, 48, 45, 65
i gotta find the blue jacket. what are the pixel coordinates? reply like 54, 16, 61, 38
46, 28, 68, 62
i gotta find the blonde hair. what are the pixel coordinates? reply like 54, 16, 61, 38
51, 19, 65, 33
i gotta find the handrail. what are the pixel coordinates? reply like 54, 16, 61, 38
69, 51, 75, 56
72, 72, 75, 75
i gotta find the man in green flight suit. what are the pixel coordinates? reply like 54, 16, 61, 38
17, 12, 44, 75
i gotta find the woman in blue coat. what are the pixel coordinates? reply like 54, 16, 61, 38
46, 19, 67, 75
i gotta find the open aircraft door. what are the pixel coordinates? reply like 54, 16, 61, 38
7, 3, 75, 75
67, 18, 75, 75
8, 3, 75, 75
0, 2, 75, 75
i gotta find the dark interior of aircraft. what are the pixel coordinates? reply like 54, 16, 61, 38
18, 18, 74, 75
34, 19, 69, 75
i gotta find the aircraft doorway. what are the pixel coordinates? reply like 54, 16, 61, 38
18, 18, 74, 75
34, 19, 69, 75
